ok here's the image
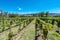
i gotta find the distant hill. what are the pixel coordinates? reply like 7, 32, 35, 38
20, 13, 60, 16
0, 12, 60, 17
49, 13, 60, 16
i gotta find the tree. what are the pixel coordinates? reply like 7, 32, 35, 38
39, 12, 45, 17
9, 13, 19, 18
0, 9, 3, 16
3, 12, 8, 17
45, 12, 49, 17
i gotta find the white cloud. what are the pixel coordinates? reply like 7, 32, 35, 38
18, 7, 22, 10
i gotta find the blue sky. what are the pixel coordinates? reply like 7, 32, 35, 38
0, 0, 60, 14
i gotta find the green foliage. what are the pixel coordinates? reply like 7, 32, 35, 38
57, 21, 60, 28
8, 30, 13, 40
52, 19, 55, 25
43, 28, 48, 38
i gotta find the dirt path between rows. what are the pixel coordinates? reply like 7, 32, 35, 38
12, 19, 36, 40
